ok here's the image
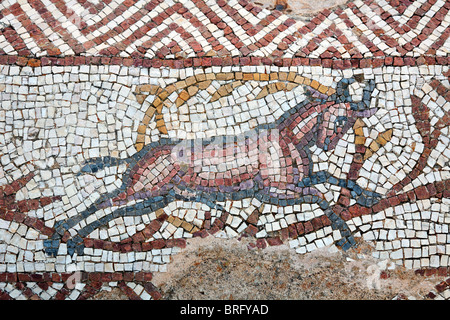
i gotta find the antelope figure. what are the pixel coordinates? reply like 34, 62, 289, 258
44, 75, 382, 257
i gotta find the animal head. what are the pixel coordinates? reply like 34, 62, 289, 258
315, 77, 377, 151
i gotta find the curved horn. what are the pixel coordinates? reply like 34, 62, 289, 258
334, 77, 356, 104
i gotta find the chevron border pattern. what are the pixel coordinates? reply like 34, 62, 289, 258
0, 0, 448, 62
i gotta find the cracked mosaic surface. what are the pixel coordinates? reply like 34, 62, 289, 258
0, 0, 449, 300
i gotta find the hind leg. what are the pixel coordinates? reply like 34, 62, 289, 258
46, 185, 225, 256
64, 188, 228, 256
43, 183, 176, 257
45, 194, 175, 257
44, 199, 105, 257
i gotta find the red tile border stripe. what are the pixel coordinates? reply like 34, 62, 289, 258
0, 55, 448, 69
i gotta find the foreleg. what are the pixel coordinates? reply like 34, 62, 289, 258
45, 194, 175, 257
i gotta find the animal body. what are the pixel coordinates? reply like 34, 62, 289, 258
44, 76, 381, 257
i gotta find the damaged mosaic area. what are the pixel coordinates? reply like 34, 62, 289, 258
0, 0, 449, 300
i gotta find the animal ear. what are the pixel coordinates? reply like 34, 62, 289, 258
351, 79, 377, 111
334, 78, 355, 104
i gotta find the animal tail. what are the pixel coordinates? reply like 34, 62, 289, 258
77, 156, 129, 176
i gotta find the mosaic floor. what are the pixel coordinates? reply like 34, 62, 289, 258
0, 0, 449, 300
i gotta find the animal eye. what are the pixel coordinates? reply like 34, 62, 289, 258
334, 116, 348, 132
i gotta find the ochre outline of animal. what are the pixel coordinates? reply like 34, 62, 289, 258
133, 72, 337, 151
